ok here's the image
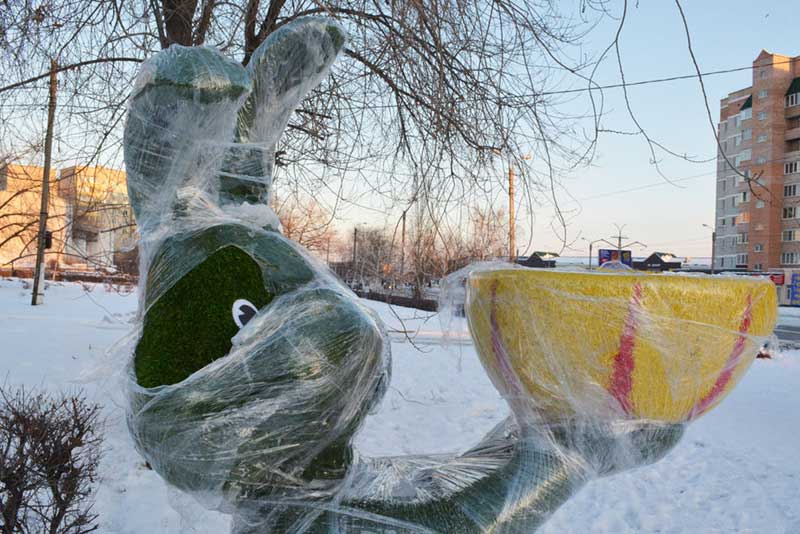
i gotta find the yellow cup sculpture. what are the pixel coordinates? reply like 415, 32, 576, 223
466, 269, 777, 423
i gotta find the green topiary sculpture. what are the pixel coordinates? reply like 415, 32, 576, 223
123, 17, 737, 534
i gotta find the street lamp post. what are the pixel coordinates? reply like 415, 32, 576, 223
582, 237, 605, 270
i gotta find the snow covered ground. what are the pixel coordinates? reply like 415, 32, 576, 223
1, 278, 798, 533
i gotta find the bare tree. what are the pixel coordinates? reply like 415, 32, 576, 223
466, 206, 508, 261
273, 193, 336, 256
0, 1, 617, 257
354, 227, 394, 287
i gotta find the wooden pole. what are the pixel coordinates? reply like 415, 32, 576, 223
31, 60, 57, 306
508, 162, 515, 263
400, 210, 406, 281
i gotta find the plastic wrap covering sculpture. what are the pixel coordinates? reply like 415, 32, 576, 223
124, 17, 778, 533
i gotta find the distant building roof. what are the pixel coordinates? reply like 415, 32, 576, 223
787, 77, 800, 96
652, 251, 678, 261
532, 251, 560, 259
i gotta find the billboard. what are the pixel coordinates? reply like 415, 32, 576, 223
598, 249, 632, 267
790, 274, 800, 306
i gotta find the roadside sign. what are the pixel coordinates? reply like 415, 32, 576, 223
598, 249, 632, 267
769, 272, 785, 285
790, 274, 800, 306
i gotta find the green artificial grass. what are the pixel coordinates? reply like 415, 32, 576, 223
135, 246, 272, 388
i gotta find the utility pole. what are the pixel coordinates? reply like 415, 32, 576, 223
400, 210, 406, 282
352, 226, 358, 265
31, 59, 57, 306
508, 163, 515, 264
609, 226, 628, 253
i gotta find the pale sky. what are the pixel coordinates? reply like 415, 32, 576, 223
333, 0, 798, 260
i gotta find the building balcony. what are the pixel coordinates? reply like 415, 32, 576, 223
72, 212, 103, 233
786, 127, 800, 142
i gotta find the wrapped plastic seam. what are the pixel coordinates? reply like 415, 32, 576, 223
123, 15, 777, 534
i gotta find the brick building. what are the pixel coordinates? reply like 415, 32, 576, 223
715, 50, 800, 271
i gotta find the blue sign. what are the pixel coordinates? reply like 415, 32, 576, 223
790, 274, 800, 306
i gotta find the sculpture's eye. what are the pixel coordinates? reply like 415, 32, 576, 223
232, 299, 258, 329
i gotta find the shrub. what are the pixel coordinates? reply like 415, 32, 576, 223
0, 386, 102, 534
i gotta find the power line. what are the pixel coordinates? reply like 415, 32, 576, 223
536, 58, 795, 97
1, 58, 794, 106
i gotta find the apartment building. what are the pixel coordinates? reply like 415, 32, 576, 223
0, 164, 135, 273
715, 50, 800, 271
0, 164, 68, 269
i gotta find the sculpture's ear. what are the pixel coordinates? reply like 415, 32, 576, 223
217, 18, 345, 207
238, 17, 346, 145
124, 46, 251, 233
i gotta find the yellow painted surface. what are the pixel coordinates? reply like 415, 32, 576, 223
466, 269, 777, 422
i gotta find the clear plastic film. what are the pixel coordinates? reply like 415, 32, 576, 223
123, 17, 778, 533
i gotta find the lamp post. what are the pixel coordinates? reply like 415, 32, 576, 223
581, 237, 605, 270
703, 223, 716, 274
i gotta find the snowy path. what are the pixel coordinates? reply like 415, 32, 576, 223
1, 278, 798, 533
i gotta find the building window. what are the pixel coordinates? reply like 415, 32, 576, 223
755, 222, 765, 231
735, 150, 752, 166
783, 229, 796, 242
741, 108, 752, 121
758, 89, 768, 99
756, 156, 767, 164
737, 232, 749, 244
757, 111, 767, 121
734, 135, 742, 147
754, 263, 763, 271
737, 253, 748, 266
786, 184, 798, 197
757, 134, 768, 143
738, 212, 750, 223
786, 161, 799, 175
788, 93, 799, 108
784, 206, 796, 219
743, 128, 752, 140
782, 252, 799, 265
760, 70, 767, 79
754, 243, 763, 252
756, 200, 766, 208
741, 191, 749, 203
